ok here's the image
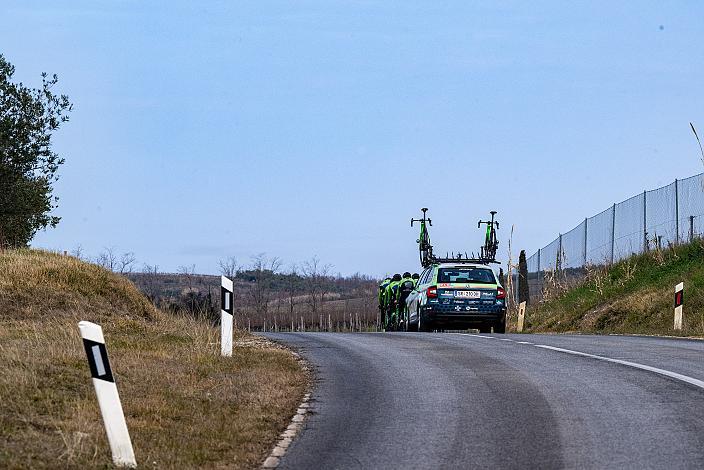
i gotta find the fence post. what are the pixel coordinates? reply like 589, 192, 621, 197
557, 234, 563, 271
643, 190, 648, 252
610, 203, 616, 264
536, 248, 542, 296
583, 218, 588, 266
690, 215, 695, 242
675, 178, 680, 244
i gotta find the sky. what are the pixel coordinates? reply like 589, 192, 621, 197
2, 1, 703, 277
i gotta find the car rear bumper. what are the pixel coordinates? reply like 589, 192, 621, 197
422, 305, 505, 326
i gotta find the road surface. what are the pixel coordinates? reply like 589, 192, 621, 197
263, 332, 704, 469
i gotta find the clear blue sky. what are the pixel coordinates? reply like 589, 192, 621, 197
2, 1, 703, 276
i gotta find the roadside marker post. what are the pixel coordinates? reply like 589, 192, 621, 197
221, 276, 234, 356
674, 282, 684, 330
517, 301, 527, 333
78, 321, 136, 468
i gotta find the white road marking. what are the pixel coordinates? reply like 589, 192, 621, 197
498, 338, 514, 342
534, 344, 704, 391
516, 341, 534, 345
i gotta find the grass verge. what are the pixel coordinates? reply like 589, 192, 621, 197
522, 239, 704, 335
0, 249, 307, 469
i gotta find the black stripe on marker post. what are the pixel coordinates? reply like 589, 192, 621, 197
82, 339, 115, 382
221, 286, 233, 315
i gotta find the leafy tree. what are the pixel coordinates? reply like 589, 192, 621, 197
518, 249, 530, 304
0, 54, 72, 248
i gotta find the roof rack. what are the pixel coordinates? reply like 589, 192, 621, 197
431, 254, 500, 266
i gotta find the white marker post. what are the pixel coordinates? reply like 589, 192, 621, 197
517, 301, 527, 333
221, 276, 234, 356
78, 321, 136, 468
674, 282, 684, 330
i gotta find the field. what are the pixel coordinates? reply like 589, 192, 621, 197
0, 249, 307, 469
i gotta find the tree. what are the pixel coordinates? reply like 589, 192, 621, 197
301, 256, 332, 314
284, 264, 302, 317
95, 247, 118, 272
0, 54, 72, 248
246, 253, 281, 317
518, 250, 530, 304
218, 255, 239, 279
141, 263, 161, 303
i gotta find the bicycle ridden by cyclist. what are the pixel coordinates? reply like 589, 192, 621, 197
384, 274, 402, 331
395, 272, 416, 329
378, 277, 392, 328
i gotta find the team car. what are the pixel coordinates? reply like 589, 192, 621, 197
405, 262, 506, 333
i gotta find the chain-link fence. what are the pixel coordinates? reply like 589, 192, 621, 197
521, 173, 704, 302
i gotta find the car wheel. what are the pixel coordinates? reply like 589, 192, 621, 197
478, 324, 492, 333
418, 312, 433, 332
493, 318, 506, 334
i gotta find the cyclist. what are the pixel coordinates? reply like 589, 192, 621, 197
378, 277, 392, 328
396, 272, 416, 329
384, 274, 402, 330
412, 273, 420, 285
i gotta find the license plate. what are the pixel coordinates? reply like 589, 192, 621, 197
455, 290, 480, 299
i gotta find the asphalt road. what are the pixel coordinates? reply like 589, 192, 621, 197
263, 332, 704, 470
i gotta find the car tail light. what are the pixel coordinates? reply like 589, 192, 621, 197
497, 287, 506, 300
427, 286, 438, 298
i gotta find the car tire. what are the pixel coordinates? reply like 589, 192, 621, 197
478, 324, 492, 333
418, 312, 433, 332
493, 318, 506, 334
407, 309, 419, 332
404, 311, 413, 332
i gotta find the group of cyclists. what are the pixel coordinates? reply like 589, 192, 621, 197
378, 272, 420, 331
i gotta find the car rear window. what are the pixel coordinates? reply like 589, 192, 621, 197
437, 268, 496, 284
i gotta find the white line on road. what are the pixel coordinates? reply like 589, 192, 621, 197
515, 341, 534, 345
534, 344, 704, 391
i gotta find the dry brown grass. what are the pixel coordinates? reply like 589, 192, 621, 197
0, 249, 157, 321
0, 249, 307, 469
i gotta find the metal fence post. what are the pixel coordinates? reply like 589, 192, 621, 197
583, 217, 588, 267
690, 215, 695, 242
537, 248, 542, 296
643, 190, 648, 252
610, 203, 616, 264
557, 234, 563, 271
675, 178, 680, 244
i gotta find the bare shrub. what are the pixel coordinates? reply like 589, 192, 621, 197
585, 263, 609, 296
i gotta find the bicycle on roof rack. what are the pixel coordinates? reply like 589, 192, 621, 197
410, 209, 500, 267
478, 211, 499, 262
411, 208, 434, 268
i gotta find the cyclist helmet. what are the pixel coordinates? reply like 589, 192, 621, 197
403, 272, 411, 278
392, 273, 402, 281
412, 273, 420, 280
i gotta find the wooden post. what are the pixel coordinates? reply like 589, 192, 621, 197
517, 301, 527, 333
